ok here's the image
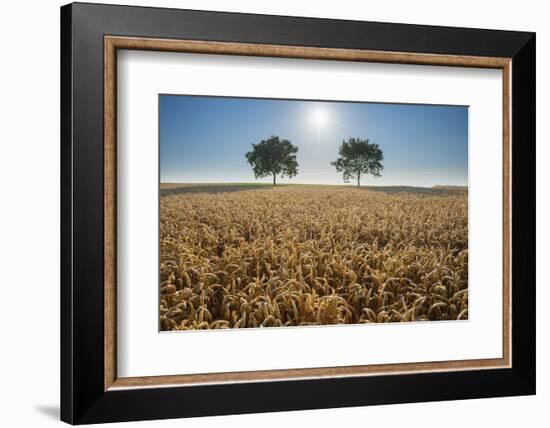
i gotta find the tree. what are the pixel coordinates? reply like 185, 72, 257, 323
245, 136, 299, 186
331, 137, 384, 187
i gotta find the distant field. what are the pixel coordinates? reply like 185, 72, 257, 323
160, 184, 468, 331
160, 182, 467, 196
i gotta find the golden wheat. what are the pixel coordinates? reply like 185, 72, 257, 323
159, 186, 468, 330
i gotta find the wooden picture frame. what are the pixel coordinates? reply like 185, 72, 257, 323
61, 2, 535, 424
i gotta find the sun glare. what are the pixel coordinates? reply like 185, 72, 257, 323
310, 107, 328, 128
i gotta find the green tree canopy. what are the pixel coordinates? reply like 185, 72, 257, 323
331, 137, 384, 187
245, 136, 299, 186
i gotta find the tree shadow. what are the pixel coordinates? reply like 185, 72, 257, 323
361, 185, 467, 196
160, 183, 275, 196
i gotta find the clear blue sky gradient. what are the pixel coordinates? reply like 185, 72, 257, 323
160, 95, 468, 187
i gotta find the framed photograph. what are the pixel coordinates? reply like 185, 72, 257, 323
61, 2, 535, 424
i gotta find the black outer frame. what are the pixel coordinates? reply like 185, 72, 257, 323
60, 2, 536, 424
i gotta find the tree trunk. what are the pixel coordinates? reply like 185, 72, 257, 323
273, 174, 276, 186
357, 172, 361, 188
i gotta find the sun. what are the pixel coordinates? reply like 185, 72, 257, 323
310, 107, 329, 128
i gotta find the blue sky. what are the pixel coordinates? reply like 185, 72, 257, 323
159, 95, 468, 187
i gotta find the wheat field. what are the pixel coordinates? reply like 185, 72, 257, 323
160, 185, 468, 331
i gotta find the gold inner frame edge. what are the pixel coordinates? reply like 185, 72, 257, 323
104, 36, 512, 391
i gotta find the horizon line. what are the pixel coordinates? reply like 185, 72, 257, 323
160, 181, 468, 188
